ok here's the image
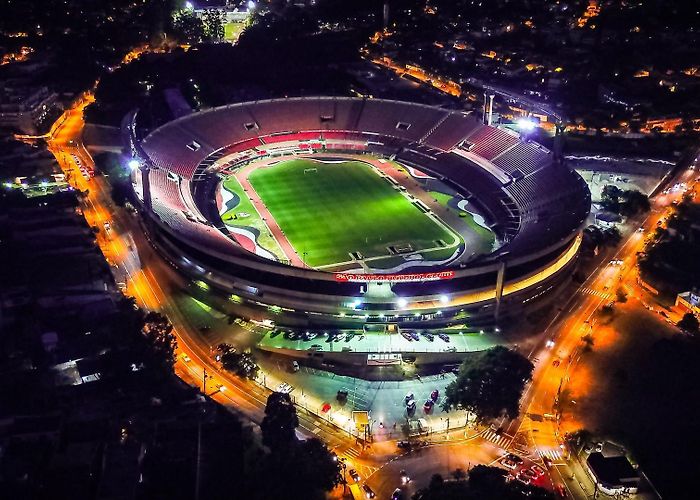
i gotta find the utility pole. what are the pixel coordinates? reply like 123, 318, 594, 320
195, 418, 202, 500
202, 367, 207, 394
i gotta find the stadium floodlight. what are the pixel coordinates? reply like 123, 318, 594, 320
128, 159, 140, 170
351, 299, 361, 309
247, 0, 256, 10
439, 294, 449, 304
185, 1, 194, 10
516, 118, 537, 132
397, 297, 408, 308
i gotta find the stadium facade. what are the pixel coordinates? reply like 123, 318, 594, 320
125, 97, 590, 327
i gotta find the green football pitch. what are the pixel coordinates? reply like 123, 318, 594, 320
247, 159, 462, 269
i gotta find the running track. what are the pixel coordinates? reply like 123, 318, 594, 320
235, 162, 307, 268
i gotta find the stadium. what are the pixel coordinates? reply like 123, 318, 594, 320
125, 97, 590, 329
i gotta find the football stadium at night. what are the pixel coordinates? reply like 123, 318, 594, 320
126, 97, 590, 328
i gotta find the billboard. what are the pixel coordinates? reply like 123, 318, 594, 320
334, 271, 454, 283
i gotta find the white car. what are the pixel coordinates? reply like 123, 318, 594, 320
276, 383, 293, 394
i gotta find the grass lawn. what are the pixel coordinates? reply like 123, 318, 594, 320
224, 22, 246, 42
220, 176, 284, 259
248, 159, 461, 268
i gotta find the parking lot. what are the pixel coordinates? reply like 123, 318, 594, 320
257, 328, 499, 354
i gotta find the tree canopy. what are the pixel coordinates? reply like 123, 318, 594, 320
441, 346, 534, 422
142, 311, 178, 371
412, 465, 554, 500
218, 344, 259, 379
678, 313, 699, 334
601, 186, 650, 217
256, 392, 341, 499
261, 391, 299, 450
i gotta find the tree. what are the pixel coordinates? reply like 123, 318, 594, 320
295, 438, 343, 492
221, 350, 259, 379
412, 465, 554, 500
602, 226, 622, 246
172, 9, 205, 42
261, 391, 299, 450
601, 186, 650, 217
601, 185, 623, 212
678, 313, 699, 334
620, 189, 650, 216
142, 311, 177, 371
216, 343, 258, 379
202, 9, 225, 41
581, 333, 595, 352
441, 346, 534, 422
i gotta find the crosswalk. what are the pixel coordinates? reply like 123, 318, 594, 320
537, 448, 563, 461
344, 447, 361, 459
481, 430, 512, 449
581, 287, 612, 299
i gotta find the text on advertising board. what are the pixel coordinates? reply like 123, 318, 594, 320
334, 271, 455, 283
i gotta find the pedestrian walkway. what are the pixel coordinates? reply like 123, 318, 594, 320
537, 447, 564, 462
481, 430, 512, 449
580, 287, 612, 300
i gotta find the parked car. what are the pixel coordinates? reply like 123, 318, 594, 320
430, 389, 439, 401
423, 399, 435, 413
362, 484, 375, 498
391, 488, 403, 500
401, 331, 413, 341
349, 469, 360, 482
276, 383, 293, 394
397, 440, 411, 449
406, 399, 416, 415
309, 344, 323, 351
438, 333, 450, 342
400, 469, 410, 484
422, 332, 434, 341
501, 457, 517, 469
409, 331, 420, 341
404, 393, 415, 404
